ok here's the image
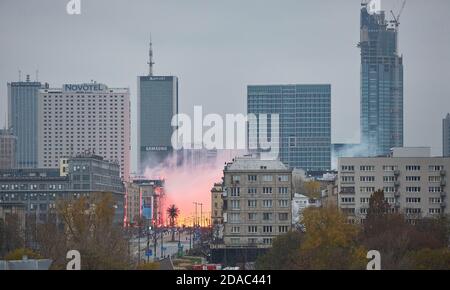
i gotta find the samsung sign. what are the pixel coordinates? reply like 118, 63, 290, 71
63, 83, 107, 93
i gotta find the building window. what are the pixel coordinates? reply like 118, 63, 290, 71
278, 200, 289, 207
231, 200, 240, 209
429, 208, 441, 214
262, 200, 273, 208
278, 175, 289, 182
263, 175, 273, 182
278, 187, 288, 194
248, 200, 257, 208
429, 187, 442, 193
263, 238, 273, 245
248, 188, 257, 194
429, 165, 443, 172
278, 213, 288, 221
262, 187, 273, 194
229, 213, 240, 223
230, 238, 240, 244
406, 165, 421, 171
360, 187, 375, 193
248, 226, 258, 233
383, 176, 395, 182
360, 165, 375, 171
262, 213, 273, 221
406, 197, 421, 203
230, 187, 240, 196
248, 213, 257, 221
406, 187, 421, 193
232, 175, 240, 183
360, 176, 375, 182
341, 165, 355, 172
341, 197, 355, 203
248, 175, 257, 181
231, 226, 240, 233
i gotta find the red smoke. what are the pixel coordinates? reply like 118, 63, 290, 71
143, 150, 242, 226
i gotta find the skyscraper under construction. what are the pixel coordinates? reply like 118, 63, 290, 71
359, 0, 404, 156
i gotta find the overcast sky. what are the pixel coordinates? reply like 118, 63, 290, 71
1, 0, 450, 171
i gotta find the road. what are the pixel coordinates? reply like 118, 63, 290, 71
130, 230, 193, 262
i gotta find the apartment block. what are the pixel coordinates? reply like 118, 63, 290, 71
338, 148, 449, 222
221, 155, 293, 248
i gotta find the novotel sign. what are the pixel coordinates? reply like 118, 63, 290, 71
63, 83, 107, 92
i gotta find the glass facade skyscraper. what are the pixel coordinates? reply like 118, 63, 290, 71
138, 76, 178, 172
7, 79, 43, 168
360, 4, 404, 156
247, 84, 331, 172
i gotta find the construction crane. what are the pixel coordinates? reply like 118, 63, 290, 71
390, 0, 406, 27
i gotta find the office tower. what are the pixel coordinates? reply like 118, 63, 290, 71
0, 128, 16, 169
7, 75, 43, 168
338, 147, 448, 223
37, 82, 131, 181
247, 84, 331, 172
138, 39, 178, 172
359, 2, 404, 156
210, 155, 293, 264
443, 113, 450, 157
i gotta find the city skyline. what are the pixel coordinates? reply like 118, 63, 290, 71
1, 0, 450, 173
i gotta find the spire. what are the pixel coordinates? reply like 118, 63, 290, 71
148, 34, 155, 76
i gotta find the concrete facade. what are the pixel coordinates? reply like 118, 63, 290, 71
338, 148, 449, 222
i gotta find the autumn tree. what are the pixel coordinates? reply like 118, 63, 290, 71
407, 248, 450, 270
361, 190, 450, 269
297, 207, 366, 270
0, 213, 24, 257
303, 181, 321, 199
255, 231, 303, 270
38, 193, 131, 270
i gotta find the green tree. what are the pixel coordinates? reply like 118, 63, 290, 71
167, 204, 180, 242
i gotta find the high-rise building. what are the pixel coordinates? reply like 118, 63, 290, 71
37, 83, 131, 181
359, 2, 404, 156
337, 147, 448, 223
138, 39, 178, 172
443, 113, 450, 157
7, 76, 44, 168
0, 128, 16, 169
247, 84, 331, 172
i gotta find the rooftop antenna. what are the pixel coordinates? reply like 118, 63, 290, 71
18, 70, 22, 82
35, 69, 39, 82
148, 34, 155, 76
